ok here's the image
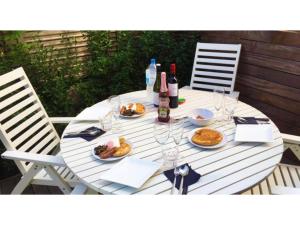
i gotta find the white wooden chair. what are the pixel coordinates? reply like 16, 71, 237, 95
0, 67, 87, 194
187, 42, 241, 94
242, 133, 300, 195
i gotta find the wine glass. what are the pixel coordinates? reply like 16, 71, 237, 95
171, 118, 185, 165
172, 118, 184, 148
101, 112, 113, 131
224, 91, 239, 122
213, 87, 225, 122
108, 95, 121, 133
153, 121, 171, 167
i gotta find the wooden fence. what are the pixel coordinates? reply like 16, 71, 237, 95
22, 31, 89, 61
201, 31, 300, 135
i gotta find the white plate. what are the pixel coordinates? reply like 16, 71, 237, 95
91, 138, 132, 162
187, 128, 227, 149
234, 124, 273, 143
100, 157, 161, 189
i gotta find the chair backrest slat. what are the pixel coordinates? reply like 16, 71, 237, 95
0, 79, 28, 98
2, 103, 41, 130
18, 126, 54, 152
190, 42, 241, 94
0, 69, 24, 86
0, 67, 60, 173
30, 132, 58, 154
8, 111, 44, 138
0, 95, 36, 122
11, 117, 49, 146
38, 138, 60, 155
1, 87, 32, 109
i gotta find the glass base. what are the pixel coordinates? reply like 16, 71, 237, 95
157, 150, 184, 172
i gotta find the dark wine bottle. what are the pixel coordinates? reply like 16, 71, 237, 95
168, 64, 178, 108
153, 64, 161, 107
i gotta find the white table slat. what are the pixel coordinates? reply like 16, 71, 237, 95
95, 128, 281, 194
63, 106, 257, 176
60, 89, 284, 194
135, 142, 282, 195
63, 106, 267, 171
215, 167, 275, 194
79, 117, 278, 189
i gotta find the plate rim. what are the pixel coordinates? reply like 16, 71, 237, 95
119, 111, 145, 118
187, 127, 227, 149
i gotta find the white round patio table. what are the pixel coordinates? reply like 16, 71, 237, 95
60, 89, 284, 194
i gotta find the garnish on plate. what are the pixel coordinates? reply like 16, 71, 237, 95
94, 137, 131, 159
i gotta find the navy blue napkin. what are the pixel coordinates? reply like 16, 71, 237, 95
63, 126, 105, 141
234, 117, 269, 125
164, 163, 201, 195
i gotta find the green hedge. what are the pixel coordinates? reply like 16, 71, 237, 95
0, 31, 201, 179
81, 31, 201, 110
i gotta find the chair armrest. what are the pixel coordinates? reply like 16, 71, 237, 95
281, 133, 300, 145
271, 186, 300, 195
49, 117, 76, 124
1, 151, 66, 167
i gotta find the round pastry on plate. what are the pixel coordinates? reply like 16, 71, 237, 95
188, 128, 227, 149
192, 128, 223, 146
135, 103, 145, 114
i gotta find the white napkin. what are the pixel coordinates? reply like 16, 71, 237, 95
75, 102, 112, 121
234, 124, 273, 143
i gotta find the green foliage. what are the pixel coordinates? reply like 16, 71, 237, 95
85, 31, 200, 98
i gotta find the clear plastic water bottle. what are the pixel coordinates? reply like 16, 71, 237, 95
148, 58, 156, 100
145, 67, 151, 100
149, 58, 157, 85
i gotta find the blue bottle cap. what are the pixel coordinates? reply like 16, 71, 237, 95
150, 58, 156, 64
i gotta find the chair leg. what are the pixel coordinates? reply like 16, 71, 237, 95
12, 164, 43, 194
44, 166, 72, 194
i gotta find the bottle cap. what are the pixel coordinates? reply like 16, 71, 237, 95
151, 58, 156, 64
156, 64, 161, 73
170, 64, 176, 73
